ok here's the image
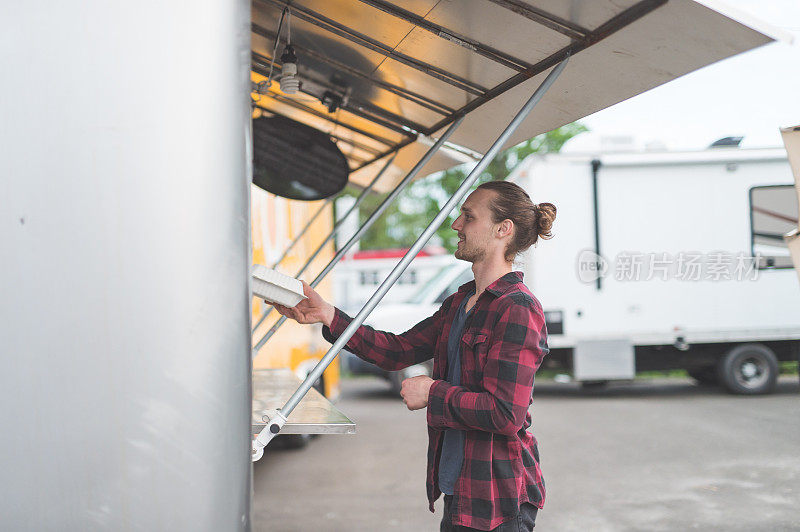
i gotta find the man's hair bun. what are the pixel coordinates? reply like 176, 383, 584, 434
534, 202, 556, 240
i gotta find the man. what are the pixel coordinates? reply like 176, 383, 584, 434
274, 181, 556, 531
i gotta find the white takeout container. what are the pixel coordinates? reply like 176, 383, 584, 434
251, 265, 307, 307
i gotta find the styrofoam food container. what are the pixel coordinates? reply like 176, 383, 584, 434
252, 265, 307, 307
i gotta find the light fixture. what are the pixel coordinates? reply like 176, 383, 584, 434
279, 44, 300, 94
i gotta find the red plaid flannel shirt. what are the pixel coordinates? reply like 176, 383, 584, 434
322, 271, 548, 531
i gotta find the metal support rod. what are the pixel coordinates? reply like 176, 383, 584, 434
252, 117, 464, 352
353, 136, 418, 173
255, 104, 384, 156
251, 154, 396, 332
253, 56, 569, 459
251, 24, 454, 115
356, 0, 535, 73
255, 0, 488, 96
256, 97, 401, 146
269, 197, 334, 271
251, 57, 428, 134
484, 0, 590, 41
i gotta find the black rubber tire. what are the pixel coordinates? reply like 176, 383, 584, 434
717, 343, 778, 395
687, 367, 718, 386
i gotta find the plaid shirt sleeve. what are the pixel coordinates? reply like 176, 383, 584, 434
322, 305, 445, 371
426, 298, 545, 436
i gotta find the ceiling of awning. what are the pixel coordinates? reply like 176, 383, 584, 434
251, 0, 784, 193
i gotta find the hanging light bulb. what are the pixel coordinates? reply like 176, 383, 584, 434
279, 45, 300, 95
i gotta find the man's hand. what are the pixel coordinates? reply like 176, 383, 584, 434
400, 375, 435, 411
273, 281, 336, 327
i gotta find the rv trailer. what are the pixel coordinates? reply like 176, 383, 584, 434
521, 145, 800, 393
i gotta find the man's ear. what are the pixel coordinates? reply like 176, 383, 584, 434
496, 219, 513, 239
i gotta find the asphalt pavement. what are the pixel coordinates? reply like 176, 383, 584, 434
253, 375, 800, 531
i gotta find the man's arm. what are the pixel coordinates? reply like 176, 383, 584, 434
322, 306, 443, 371
425, 301, 547, 436
274, 281, 444, 372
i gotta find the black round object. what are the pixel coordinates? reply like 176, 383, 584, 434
252, 115, 349, 200
716, 343, 778, 395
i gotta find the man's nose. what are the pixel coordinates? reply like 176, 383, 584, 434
451, 216, 461, 230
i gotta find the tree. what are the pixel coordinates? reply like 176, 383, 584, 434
339, 122, 587, 252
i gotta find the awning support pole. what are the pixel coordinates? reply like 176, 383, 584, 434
253, 55, 569, 460
252, 154, 396, 332
252, 118, 463, 351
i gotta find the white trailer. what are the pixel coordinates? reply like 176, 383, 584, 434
518, 145, 800, 393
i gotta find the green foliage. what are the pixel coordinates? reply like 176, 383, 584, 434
338, 122, 588, 252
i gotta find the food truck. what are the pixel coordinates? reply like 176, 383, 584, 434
1, 0, 789, 529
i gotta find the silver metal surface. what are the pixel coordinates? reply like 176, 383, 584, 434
574, 339, 636, 381
277, 56, 568, 424
520, 0, 640, 31
252, 369, 356, 434
426, 0, 572, 62
0, 1, 252, 529
252, 0, 780, 172
252, 116, 464, 353
424, 0, 783, 154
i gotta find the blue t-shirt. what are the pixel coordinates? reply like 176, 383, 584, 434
438, 291, 474, 495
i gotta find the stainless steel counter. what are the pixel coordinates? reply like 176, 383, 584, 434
252, 368, 355, 435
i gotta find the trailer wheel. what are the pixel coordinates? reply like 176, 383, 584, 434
687, 367, 718, 386
717, 344, 778, 395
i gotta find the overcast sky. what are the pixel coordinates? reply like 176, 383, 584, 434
565, 0, 800, 152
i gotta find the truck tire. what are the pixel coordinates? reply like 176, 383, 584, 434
717, 344, 778, 395
688, 367, 718, 386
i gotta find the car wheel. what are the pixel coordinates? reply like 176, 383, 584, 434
717, 343, 778, 395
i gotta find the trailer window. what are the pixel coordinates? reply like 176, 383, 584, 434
359, 270, 380, 286
749, 185, 798, 269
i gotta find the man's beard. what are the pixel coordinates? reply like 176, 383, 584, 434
455, 239, 485, 263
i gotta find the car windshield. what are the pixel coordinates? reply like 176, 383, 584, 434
407, 264, 459, 304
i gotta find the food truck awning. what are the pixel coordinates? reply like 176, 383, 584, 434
251, 0, 787, 192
